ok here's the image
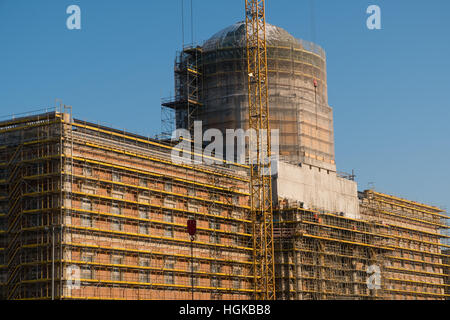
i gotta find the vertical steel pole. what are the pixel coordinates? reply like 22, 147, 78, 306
191, 238, 194, 300
52, 226, 55, 300
245, 0, 275, 300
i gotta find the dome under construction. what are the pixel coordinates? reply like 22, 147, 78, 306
164, 21, 335, 170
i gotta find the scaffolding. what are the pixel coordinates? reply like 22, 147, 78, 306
1, 110, 449, 300
179, 21, 336, 169
0, 111, 255, 300
443, 249, 450, 299
0, 109, 64, 299
274, 207, 390, 300
274, 192, 450, 301
359, 190, 450, 300
161, 46, 203, 138
162, 22, 335, 169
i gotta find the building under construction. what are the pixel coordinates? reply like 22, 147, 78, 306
0, 21, 449, 300
0, 110, 253, 300
275, 191, 449, 300
0, 110, 448, 300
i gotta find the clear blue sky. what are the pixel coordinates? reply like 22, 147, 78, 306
0, 0, 449, 211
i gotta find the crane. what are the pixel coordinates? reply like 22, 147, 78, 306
245, 0, 276, 300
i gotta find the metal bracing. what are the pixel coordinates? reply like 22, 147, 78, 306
274, 208, 392, 300
0, 111, 256, 300
60, 104, 73, 300
0, 111, 65, 300
71, 120, 249, 174
245, 0, 275, 300
161, 46, 203, 137
359, 191, 450, 300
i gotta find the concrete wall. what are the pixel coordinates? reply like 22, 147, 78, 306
273, 161, 360, 219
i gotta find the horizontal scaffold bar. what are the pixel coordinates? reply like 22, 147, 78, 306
74, 139, 248, 183
67, 172, 248, 211
69, 121, 249, 169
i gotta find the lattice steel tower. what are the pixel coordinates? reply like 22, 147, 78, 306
245, 0, 275, 300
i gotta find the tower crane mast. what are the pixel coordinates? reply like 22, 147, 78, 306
245, 0, 276, 300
